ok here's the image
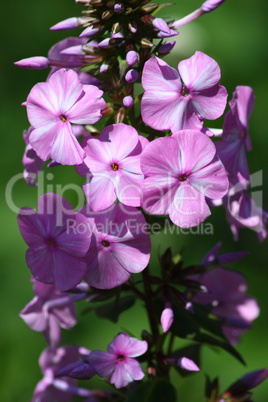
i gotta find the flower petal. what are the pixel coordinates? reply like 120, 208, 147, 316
191, 85, 228, 120
178, 51, 221, 91
83, 174, 116, 211
50, 122, 85, 165
67, 85, 105, 124
169, 182, 211, 227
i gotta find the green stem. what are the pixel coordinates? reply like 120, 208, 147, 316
142, 268, 160, 343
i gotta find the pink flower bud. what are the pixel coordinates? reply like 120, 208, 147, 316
201, 0, 225, 13
80, 26, 99, 38
50, 17, 80, 31
157, 41, 176, 55
125, 69, 139, 83
123, 96, 134, 108
126, 51, 139, 66
178, 357, 200, 372
114, 3, 124, 13
14, 56, 49, 70
160, 307, 174, 333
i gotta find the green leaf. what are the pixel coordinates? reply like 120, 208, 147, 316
89, 294, 136, 323
127, 380, 177, 402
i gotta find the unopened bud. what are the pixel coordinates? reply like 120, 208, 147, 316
111, 22, 121, 34
128, 21, 137, 33
160, 307, 174, 333
201, 0, 225, 12
126, 50, 139, 66
79, 26, 100, 37
101, 102, 113, 117
50, 17, 83, 31
115, 107, 125, 123
100, 62, 110, 73
14, 56, 49, 70
125, 69, 139, 83
140, 38, 153, 48
157, 41, 176, 54
114, 3, 124, 12
141, 3, 159, 13
123, 96, 134, 108
102, 10, 112, 20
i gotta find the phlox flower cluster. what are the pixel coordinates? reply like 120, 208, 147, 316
14, 0, 268, 399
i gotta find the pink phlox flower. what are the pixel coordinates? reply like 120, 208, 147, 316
88, 332, 148, 389
80, 123, 148, 211
20, 279, 77, 348
216, 86, 255, 184
140, 130, 229, 228
192, 267, 260, 345
26, 68, 105, 165
23, 126, 44, 186
141, 51, 228, 133
79, 203, 151, 289
18, 193, 91, 291
33, 346, 92, 401
226, 188, 268, 242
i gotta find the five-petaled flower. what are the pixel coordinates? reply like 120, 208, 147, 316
89, 332, 148, 388
26, 68, 105, 165
141, 51, 227, 133
140, 130, 229, 227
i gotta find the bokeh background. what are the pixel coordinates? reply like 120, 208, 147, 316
1, 0, 268, 400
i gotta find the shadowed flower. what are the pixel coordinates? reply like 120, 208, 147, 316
192, 267, 260, 345
141, 51, 227, 132
141, 130, 228, 227
26, 68, 105, 165
216, 86, 255, 185
20, 279, 77, 348
33, 346, 92, 401
88, 332, 148, 389
79, 203, 151, 289
18, 193, 91, 291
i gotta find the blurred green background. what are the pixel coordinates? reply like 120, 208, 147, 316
1, 0, 268, 400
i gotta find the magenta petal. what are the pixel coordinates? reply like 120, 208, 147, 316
83, 174, 116, 211
109, 363, 130, 388
189, 158, 229, 199
179, 51, 221, 91
169, 182, 211, 227
18, 208, 47, 246
192, 85, 228, 120
124, 358, 145, 380
172, 131, 216, 173
50, 122, 85, 165
20, 297, 47, 331
115, 171, 143, 207
110, 238, 150, 274
142, 56, 181, 91
99, 123, 139, 161
142, 176, 178, 215
67, 85, 105, 124
141, 137, 181, 177
26, 245, 55, 284
88, 351, 116, 377
26, 83, 58, 126
29, 123, 57, 161
53, 250, 88, 291
83, 138, 110, 171
85, 249, 131, 289
48, 69, 83, 112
